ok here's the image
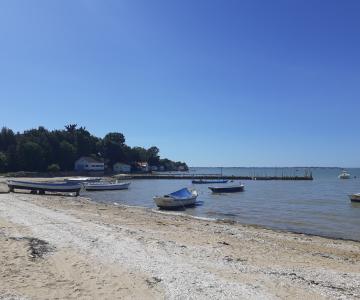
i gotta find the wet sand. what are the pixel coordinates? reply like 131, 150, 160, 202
0, 189, 359, 299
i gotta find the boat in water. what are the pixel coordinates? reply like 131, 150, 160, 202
7, 180, 82, 196
209, 182, 244, 193
84, 181, 130, 191
192, 179, 228, 184
153, 188, 198, 209
338, 170, 351, 179
349, 193, 360, 202
65, 177, 101, 183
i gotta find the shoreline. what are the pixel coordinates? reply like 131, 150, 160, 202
0, 192, 359, 299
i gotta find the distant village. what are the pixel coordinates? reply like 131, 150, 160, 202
75, 156, 188, 174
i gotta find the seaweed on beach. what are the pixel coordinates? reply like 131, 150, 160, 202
9, 236, 55, 260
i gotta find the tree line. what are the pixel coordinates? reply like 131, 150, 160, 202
0, 125, 188, 173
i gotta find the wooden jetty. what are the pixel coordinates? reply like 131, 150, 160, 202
128, 174, 313, 181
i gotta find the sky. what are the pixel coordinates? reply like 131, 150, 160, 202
0, 0, 359, 167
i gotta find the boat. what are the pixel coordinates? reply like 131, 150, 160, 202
338, 170, 351, 179
153, 188, 198, 209
7, 180, 82, 195
65, 177, 101, 183
208, 183, 244, 193
192, 179, 228, 184
349, 193, 360, 202
84, 181, 130, 191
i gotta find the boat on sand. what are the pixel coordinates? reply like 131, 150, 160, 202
209, 183, 244, 193
84, 181, 130, 191
7, 180, 82, 196
154, 188, 198, 209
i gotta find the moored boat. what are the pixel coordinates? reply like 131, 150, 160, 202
349, 193, 360, 202
7, 180, 82, 196
338, 170, 351, 179
84, 181, 130, 191
153, 188, 198, 209
209, 183, 244, 193
192, 179, 228, 184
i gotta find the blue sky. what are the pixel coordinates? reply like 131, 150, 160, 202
0, 0, 359, 167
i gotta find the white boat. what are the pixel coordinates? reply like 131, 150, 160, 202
349, 193, 360, 202
338, 170, 351, 179
7, 180, 82, 195
84, 181, 130, 191
65, 177, 101, 183
153, 188, 198, 209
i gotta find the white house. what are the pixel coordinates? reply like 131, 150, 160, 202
136, 162, 149, 172
74, 156, 104, 172
113, 162, 131, 173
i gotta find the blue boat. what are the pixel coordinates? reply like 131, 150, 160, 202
153, 188, 198, 209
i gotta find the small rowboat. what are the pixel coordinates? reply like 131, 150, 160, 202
209, 183, 244, 193
154, 188, 198, 209
192, 179, 228, 184
349, 193, 360, 202
7, 180, 82, 196
84, 181, 130, 191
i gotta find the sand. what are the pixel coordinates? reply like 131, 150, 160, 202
0, 189, 359, 299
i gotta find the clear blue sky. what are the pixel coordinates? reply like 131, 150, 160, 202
0, 0, 359, 167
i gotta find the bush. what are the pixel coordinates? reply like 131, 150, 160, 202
47, 164, 60, 172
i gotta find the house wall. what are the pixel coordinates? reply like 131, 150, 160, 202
75, 158, 104, 171
113, 164, 131, 173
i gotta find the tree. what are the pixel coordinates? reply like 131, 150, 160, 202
147, 146, 160, 166
0, 127, 16, 152
17, 141, 44, 171
103, 132, 126, 165
59, 141, 77, 170
0, 152, 8, 173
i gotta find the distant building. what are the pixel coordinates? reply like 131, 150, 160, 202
159, 165, 165, 171
74, 156, 104, 172
113, 162, 131, 173
150, 165, 158, 171
178, 165, 186, 171
136, 162, 149, 172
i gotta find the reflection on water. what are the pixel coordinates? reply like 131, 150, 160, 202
85, 168, 360, 241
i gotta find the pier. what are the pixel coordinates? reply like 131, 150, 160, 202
128, 174, 313, 180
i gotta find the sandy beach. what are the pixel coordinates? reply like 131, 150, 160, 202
0, 184, 359, 299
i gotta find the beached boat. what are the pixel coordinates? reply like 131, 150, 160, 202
338, 170, 351, 179
192, 179, 228, 184
349, 193, 360, 202
84, 181, 130, 191
65, 177, 101, 183
7, 180, 82, 195
153, 188, 198, 209
208, 183, 244, 193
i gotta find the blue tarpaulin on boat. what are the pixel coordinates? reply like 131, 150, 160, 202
167, 188, 192, 200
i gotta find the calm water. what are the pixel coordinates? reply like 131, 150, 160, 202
85, 167, 360, 241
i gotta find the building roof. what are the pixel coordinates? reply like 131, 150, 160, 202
76, 156, 104, 163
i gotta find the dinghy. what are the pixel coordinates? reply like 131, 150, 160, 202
349, 193, 360, 202
153, 188, 198, 209
84, 181, 130, 191
7, 180, 82, 195
192, 179, 228, 184
209, 183, 244, 193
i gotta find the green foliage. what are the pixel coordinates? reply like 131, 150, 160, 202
0, 125, 188, 172
47, 163, 60, 172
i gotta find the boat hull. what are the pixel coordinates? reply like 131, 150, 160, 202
154, 195, 197, 209
209, 185, 244, 193
84, 182, 130, 191
192, 179, 228, 184
7, 180, 82, 195
349, 194, 360, 202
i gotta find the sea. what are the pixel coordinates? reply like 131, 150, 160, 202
85, 167, 360, 241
